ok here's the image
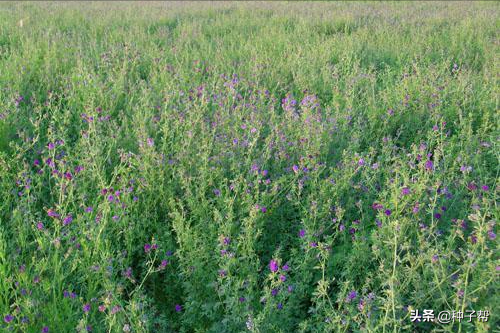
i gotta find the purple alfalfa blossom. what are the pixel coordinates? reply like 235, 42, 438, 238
213, 189, 221, 196
83, 303, 91, 313
431, 255, 439, 263
277, 303, 283, 310
282, 264, 290, 271
271, 288, 278, 297
144, 244, 152, 253
412, 203, 420, 214
159, 260, 169, 269
47, 209, 59, 218
358, 158, 365, 166
347, 290, 357, 302
4, 314, 14, 323
47, 142, 55, 150
37, 222, 44, 230
85, 206, 93, 213
174, 304, 182, 312
401, 187, 411, 196
279, 274, 287, 282
425, 159, 434, 171
110, 305, 121, 314
372, 202, 383, 210
269, 259, 279, 273
260, 206, 267, 213
384, 209, 392, 216
41, 327, 49, 333
310, 242, 318, 248
481, 185, 489, 192
238, 296, 246, 303
218, 269, 227, 277
375, 219, 382, 228
63, 215, 73, 226
147, 138, 154, 147
107, 195, 115, 203
292, 165, 299, 174
488, 230, 496, 240
222, 237, 230, 245
434, 213, 441, 220
288, 285, 294, 293
298, 229, 306, 238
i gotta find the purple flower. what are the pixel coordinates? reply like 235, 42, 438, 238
488, 230, 496, 240
174, 304, 182, 312
384, 209, 392, 216
83, 303, 90, 313
277, 303, 283, 310
239, 296, 246, 302
271, 288, 278, 297
432, 255, 439, 263
282, 264, 290, 271
425, 160, 434, 171
47, 209, 59, 218
85, 206, 93, 213
147, 138, 154, 147
401, 187, 410, 196
159, 260, 168, 269
288, 285, 294, 293
269, 259, 279, 273
63, 215, 73, 226
144, 244, 152, 253
358, 158, 365, 166
481, 185, 489, 192
47, 142, 55, 150
260, 206, 267, 213
434, 213, 441, 220
213, 189, 221, 196
292, 165, 299, 174
347, 290, 357, 302
107, 195, 114, 203
42, 327, 49, 333
37, 222, 44, 230
4, 314, 13, 323
279, 275, 287, 282
375, 219, 382, 228
298, 229, 305, 238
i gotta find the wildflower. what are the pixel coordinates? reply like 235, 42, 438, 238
110, 306, 121, 314
481, 185, 489, 192
347, 290, 357, 302
279, 275, 287, 282
292, 165, 299, 174
282, 264, 290, 271
213, 189, 221, 196
260, 206, 267, 213
63, 215, 73, 226
83, 304, 91, 313
277, 303, 283, 310
144, 244, 152, 253
376, 219, 382, 228
425, 160, 434, 171
401, 187, 410, 196
488, 230, 496, 240
269, 259, 279, 272
384, 209, 392, 216
174, 304, 182, 312
47, 209, 59, 218
159, 260, 168, 269
288, 285, 294, 293
432, 255, 439, 263
4, 314, 14, 323
37, 222, 44, 230
85, 207, 93, 213
218, 269, 227, 277
434, 213, 441, 220
42, 327, 49, 333
239, 296, 246, 302
271, 288, 278, 296
147, 138, 154, 147
298, 229, 306, 238
358, 158, 365, 166
98, 305, 106, 312
47, 142, 55, 150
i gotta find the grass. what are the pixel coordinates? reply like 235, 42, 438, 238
0, 1, 498, 332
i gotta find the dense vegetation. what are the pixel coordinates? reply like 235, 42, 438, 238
0, 2, 498, 332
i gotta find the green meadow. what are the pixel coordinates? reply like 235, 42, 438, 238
0, 1, 498, 332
